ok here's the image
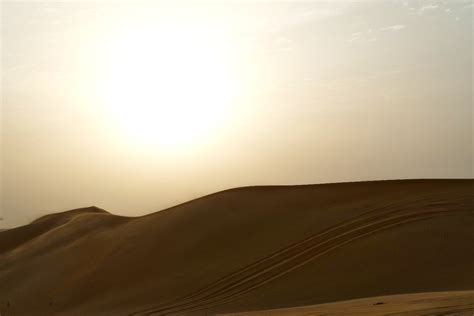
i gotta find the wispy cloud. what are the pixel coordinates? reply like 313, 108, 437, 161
298, 8, 343, 19
420, 4, 439, 12
349, 24, 406, 43
382, 24, 406, 31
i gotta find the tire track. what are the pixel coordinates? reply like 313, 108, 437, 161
131, 193, 449, 314
170, 212, 466, 316
134, 197, 471, 315
155, 211, 468, 315
131, 195, 472, 315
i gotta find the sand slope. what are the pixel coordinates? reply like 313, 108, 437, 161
0, 179, 473, 315
223, 291, 474, 315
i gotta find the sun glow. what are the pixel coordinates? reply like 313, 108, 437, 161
97, 13, 241, 148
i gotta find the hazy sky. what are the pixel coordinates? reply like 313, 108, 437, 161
1, 0, 472, 228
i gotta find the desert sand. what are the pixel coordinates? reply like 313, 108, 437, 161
0, 179, 473, 315
223, 290, 474, 315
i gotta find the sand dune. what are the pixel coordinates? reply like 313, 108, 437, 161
0, 179, 473, 315
223, 291, 474, 315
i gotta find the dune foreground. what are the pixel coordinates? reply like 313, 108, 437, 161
223, 290, 474, 315
0, 179, 473, 315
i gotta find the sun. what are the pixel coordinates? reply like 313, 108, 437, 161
97, 14, 240, 149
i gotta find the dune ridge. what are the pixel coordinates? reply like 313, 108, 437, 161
0, 179, 473, 315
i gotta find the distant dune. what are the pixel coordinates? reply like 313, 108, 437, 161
0, 179, 473, 315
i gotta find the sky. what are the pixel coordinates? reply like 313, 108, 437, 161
1, 0, 472, 228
